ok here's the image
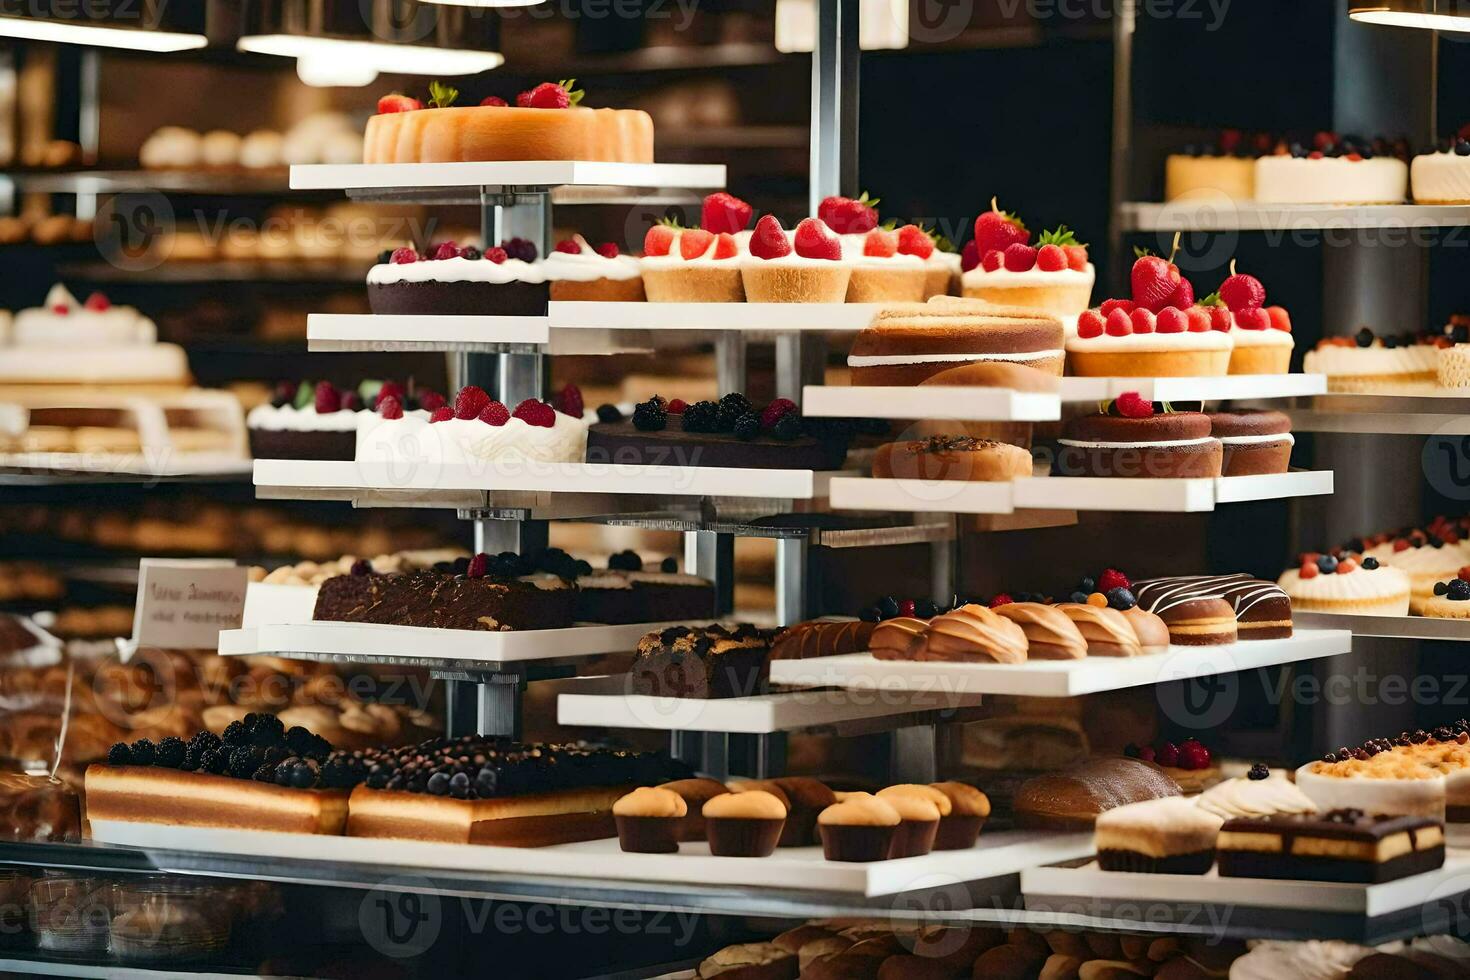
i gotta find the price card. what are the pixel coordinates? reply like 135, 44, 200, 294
127, 559, 248, 659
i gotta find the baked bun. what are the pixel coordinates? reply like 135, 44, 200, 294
704, 789, 786, 820
872, 436, 1032, 482
662, 777, 730, 841
1119, 606, 1170, 653
1014, 757, 1181, 830
696, 941, 798, 979
920, 359, 1061, 392
848, 302, 1065, 386
877, 784, 953, 817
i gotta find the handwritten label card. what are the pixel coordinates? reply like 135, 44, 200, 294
128, 559, 248, 658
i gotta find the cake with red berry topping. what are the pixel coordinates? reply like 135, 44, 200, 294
1052, 395, 1223, 479
846, 300, 1064, 385
1277, 553, 1410, 616
1, 285, 188, 386
363, 81, 653, 164
815, 193, 934, 302
1303, 329, 1441, 393
960, 201, 1095, 323
247, 380, 400, 461
1067, 249, 1233, 377
1378, 539, 1465, 614
740, 215, 851, 303
1207, 409, 1293, 476
1421, 572, 1470, 619
543, 235, 643, 302
354, 384, 589, 471
1202, 262, 1294, 374
367, 239, 552, 316
1255, 136, 1408, 204
1124, 740, 1221, 794
640, 193, 750, 303
1412, 130, 1470, 203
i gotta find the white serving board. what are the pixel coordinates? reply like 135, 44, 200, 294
1012, 475, 1218, 512
253, 459, 837, 500
1058, 374, 1326, 403
290, 161, 726, 191
802, 385, 1060, 422
1022, 850, 1470, 917
219, 620, 694, 664
1215, 469, 1334, 503
553, 674, 985, 733
307, 313, 549, 351
767, 630, 1353, 697
241, 581, 318, 627
0, 454, 252, 478
88, 820, 1091, 898
551, 301, 880, 332
827, 477, 1015, 514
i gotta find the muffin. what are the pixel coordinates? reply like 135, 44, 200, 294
878, 785, 954, 856
817, 794, 902, 862
662, 777, 731, 842
876, 791, 942, 858
929, 782, 991, 849
770, 777, 838, 846
613, 786, 687, 854
704, 790, 787, 858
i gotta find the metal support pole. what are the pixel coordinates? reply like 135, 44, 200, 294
476, 671, 525, 740
776, 537, 815, 626
684, 530, 735, 616
809, 0, 859, 209
715, 333, 747, 399
930, 536, 955, 605
1105, 0, 1135, 296
889, 725, 938, 783
774, 332, 827, 405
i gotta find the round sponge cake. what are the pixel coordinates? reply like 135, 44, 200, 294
847, 301, 1064, 385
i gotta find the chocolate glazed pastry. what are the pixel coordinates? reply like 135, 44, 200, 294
1216, 809, 1445, 883
1131, 577, 1245, 645
1208, 409, 1294, 476
1052, 412, 1223, 479
1134, 573, 1292, 640
368, 279, 549, 317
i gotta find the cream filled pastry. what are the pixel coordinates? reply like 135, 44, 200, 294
913, 604, 1029, 663
1194, 765, 1317, 821
1054, 603, 1142, 656
990, 601, 1087, 660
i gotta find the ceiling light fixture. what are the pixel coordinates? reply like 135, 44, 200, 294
1349, 0, 1470, 32
0, 0, 207, 51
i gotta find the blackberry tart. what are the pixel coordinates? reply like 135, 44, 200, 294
585, 394, 851, 471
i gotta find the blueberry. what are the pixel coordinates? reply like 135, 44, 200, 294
1449, 579, 1470, 601
1457, 140, 1470, 157
1355, 327, 1375, 348
915, 599, 939, 619
1289, 142, 1306, 158
878, 596, 900, 619
1069, 591, 1089, 604
596, 403, 623, 424
426, 771, 450, 796
1078, 577, 1096, 594
1436, 581, 1450, 596
859, 606, 882, 623
1106, 587, 1137, 611
661, 557, 678, 573
1316, 554, 1339, 574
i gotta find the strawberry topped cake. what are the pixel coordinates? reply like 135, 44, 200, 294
1202, 261, 1294, 374
640, 193, 750, 303
1066, 245, 1233, 377
1052, 394, 1223, 479
543, 235, 644, 302
816, 193, 934, 302
1277, 553, 1410, 616
364, 80, 653, 165
961, 200, 1095, 323
740, 215, 850, 303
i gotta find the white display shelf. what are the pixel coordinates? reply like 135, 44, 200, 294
307, 313, 549, 352
553, 674, 984, 733
289, 161, 726, 193
1214, 469, 1335, 503
1058, 374, 1326, 403
1118, 201, 1470, 232
1294, 610, 1470, 641
89, 820, 1092, 899
219, 620, 691, 667
827, 477, 1017, 515
551, 300, 880, 332
803, 385, 1060, 422
1013, 475, 1217, 512
0, 455, 253, 481
767, 629, 1353, 697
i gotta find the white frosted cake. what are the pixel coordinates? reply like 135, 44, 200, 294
0, 285, 187, 386
1412, 147, 1470, 204
355, 408, 589, 473
1255, 155, 1408, 204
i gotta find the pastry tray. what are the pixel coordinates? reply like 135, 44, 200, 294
218, 620, 704, 668
552, 674, 985, 734
88, 820, 1092, 898
767, 629, 1353, 698
1057, 374, 1327, 402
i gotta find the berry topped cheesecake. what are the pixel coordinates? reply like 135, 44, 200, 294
367, 238, 551, 316
1255, 131, 1409, 204
1412, 127, 1470, 204
1304, 328, 1441, 393
364, 80, 653, 164
961, 199, 1095, 323
740, 215, 851, 303
1200, 261, 1293, 374
1277, 552, 1410, 616
248, 379, 410, 461
543, 235, 644, 302
640, 192, 751, 303
816, 192, 933, 303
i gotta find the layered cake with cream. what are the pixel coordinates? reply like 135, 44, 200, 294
640, 193, 751, 303
355, 384, 588, 469
1303, 329, 1440, 392
1217, 809, 1442, 883
0, 285, 188, 386
847, 299, 1064, 385
1277, 553, 1410, 616
1412, 135, 1470, 203
1094, 796, 1222, 875
961, 200, 1095, 323
247, 379, 392, 460
364, 82, 653, 164
1052, 395, 1223, 480
367, 240, 552, 316
543, 235, 644, 301
1135, 573, 1292, 641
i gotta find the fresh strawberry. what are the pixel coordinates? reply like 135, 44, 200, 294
1299, 561, 1319, 579
484, 246, 508, 264
981, 249, 1003, 272
478, 401, 510, 426
454, 385, 491, 420
377, 94, 423, 114
1130, 253, 1181, 312
419, 390, 446, 412
863, 228, 898, 257
83, 292, 110, 311
1267, 306, 1292, 332
1185, 307, 1212, 333
761, 398, 798, 430
960, 240, 981, 272
1064, 245, 1089, 271
1168, 276, 1195, 309
512, 399, 556, 427
1098, 568, 1131, 592
479, 95, 508, 107
749, 215, 792, 260
1105, 308, 1132, 336
701, 192, 754, 235
793, 217, 842, 261
643, 224, 676, 257
377, 396, 404, 420
1099, 298, 1136, 318
595, 242, 620, 259
1156, 307, 1188, 333
667, 399, 688, 414
711, 233, 738, 260
1036, 244, 1067, 272
1219, 263, 1266, 311
973, 198, 1029, 255
1003, 243, 1038, 272
1131, 308, 1157, 334
467, 554, 489, 578
679, 228, 714, 260
314, 382, 340, 414
554, 383, 583, 418
989, 593, 1014, 607
817, 192, 880, 234
896, 224, 935, 259
389, 246, 417, 264
1236, 307, 1270, 330
554, 239, 581, 255
1337, 557, 1359, 574
1115, 392, 1154, 419
429, 406, 455, 423
1077, 310, 1106, 339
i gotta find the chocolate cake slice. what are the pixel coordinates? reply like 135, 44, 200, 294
629, 624, 775, 699
313, 568, 575, 632
1217, 809, 1444, 883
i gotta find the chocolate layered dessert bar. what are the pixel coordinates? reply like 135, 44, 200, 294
1217, 808, 1444, 883
313, 553, 576, 631
1131, 575, 1240, 646
347, 736, 675, 846
1135, 573, 1292, 640
578, 550, 715, 624
84, 714, 367, 835
629, 624, 775, 699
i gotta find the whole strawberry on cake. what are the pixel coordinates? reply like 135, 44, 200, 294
816, 192, 940, 302
1200, 260, 1294, 374
1277, 552, 1410, 616
640, 193, 752, 303
740, 215, 851, 303
1052, 393, 1223, 479
960, 199, 1095, 323
1067, 239, 1234, 377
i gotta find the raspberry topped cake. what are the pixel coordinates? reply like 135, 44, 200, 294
1255, 131, 1409, 204
816, 193, 931, 303
363, 80, 653, 164
1123, 739, 1220, 793
248, 379, 397, 461
1203, 262, 1294, 374
961, 199, 1095, 323
2, 285, 188, 386
1277, 553, 1410, 616
544, 235, 644, 302
1412, 128, 1470, 203
355, 384, 589, 469
1052, 394, 1223, 479
640, 193, 750, 303
367, 238, 552, 316
740, 215, 851, 303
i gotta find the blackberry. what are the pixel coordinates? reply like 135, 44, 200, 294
631, 399, 667, 432
107, 742, 132, 765
129, 739, 155, 766
608, 549, 642, 572
460, 246, 482, 261
228, 747, 261, 779
877, 595, 900, 619
250, 714, 285, 746
262, 745, 286, 766
771, 414, 802, 442
915, 599, 940, 619
154, 737, 186, 768
285, 726, 315, 756
252, 764, 277, 783
595, 403, 623, 424
660, 557, 678, 573
501, 237, 538, 263
302, 734, 333, 762
680, 400, 720, 433
716, 393, 752, 431
1248, 762, 1270, 780
350, 558, 373, 576
221, 721, 248, 746
489, 553, 522, 578
732, 413, 761, 441
199, 748, 228, 775
859, 606, 882, 623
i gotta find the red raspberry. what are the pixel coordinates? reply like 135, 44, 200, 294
1459, 566, 1470, 582
478, 401, 510, 426
1105, 308, 1132, 336
483, 247, 508, 264
1036, 244, 1067, 272
1114, 391, 1154, 419
479, 96, 508, 107
760, 398, 798, 430
432, 242, 461, 261
554, 383, 584, 418
1003, 243, 1038, 272
377, 396, 404, 420
554, 239, 581, 255
419, 390, 446, 412
1155, 742, 1180, 767
467, 553, 489, 578
454, 385, 491, 420
429, 406, 454, 423
84, 292, 110, 311
960, 240, 981, 272
1185, 307, 1212, 332
1064, 245, 1089, 271
1178, 740, 1211, 771
1394, 538, 1410, 552
1098, 568, 1131, 592
989, 593, 1013, 607
1099, 298, 1136, 318
1136, 745, 1156, 763
523, 82, 571, 109
377, 94, 423, 114
389, 247, 417, 264
595, 242, 620, 259
898, 599, 917, 618
512, 399, 556, 427
667, 398, 688, 414
981, 249, 1003, 272
1299, 561, 1319, 579
1130, 308, 1157, 334
1156, 308, 1188, 334
377, 381, 406, 404
314, 381, 341, 414
1077, 310, 1105, 339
